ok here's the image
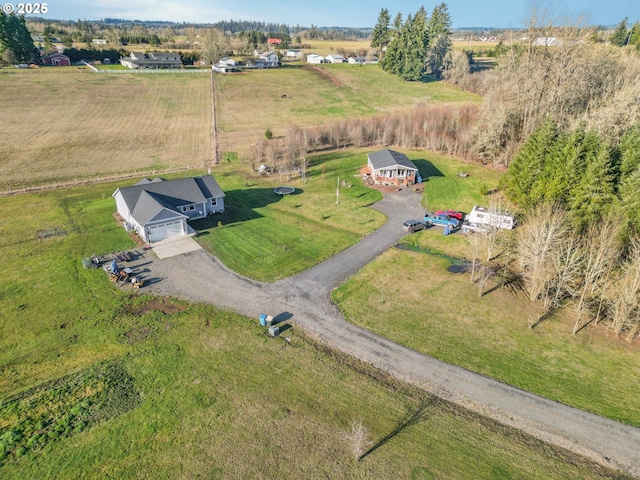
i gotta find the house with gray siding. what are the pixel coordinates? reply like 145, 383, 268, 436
113, 175, 225, 243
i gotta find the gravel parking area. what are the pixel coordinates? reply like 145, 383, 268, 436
124, 187, 640, 477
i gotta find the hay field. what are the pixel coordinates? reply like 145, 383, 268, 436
0, 69, 212, 190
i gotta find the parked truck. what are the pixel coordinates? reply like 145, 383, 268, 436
424, 211, 460, 229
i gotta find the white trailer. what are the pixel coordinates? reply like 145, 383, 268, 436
466, 205, 516, 230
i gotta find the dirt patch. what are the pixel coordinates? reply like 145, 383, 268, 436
122, 326, 154, 343
304, 64, 342, 87
123, 297, 186, 316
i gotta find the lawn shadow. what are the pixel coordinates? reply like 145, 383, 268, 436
190, 187, 290, 230
412, 159, 444, 181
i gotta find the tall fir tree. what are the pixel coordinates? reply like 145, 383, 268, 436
570, 140, 616, 230
402, 7, 428, 81
610, 17, 630, 46
371, 8, 391, 57
381, 12, 403, 74
618, 166, 640, 234
0, 12, 39, 64
426, 2, 452, 78
505, 117, 560, 207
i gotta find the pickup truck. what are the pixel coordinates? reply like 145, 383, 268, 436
424, 211, 460, 229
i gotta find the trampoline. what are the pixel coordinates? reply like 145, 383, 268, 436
274, 186, 295, 195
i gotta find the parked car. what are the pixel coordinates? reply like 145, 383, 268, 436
402, 219, 428, 233
424, 211, 460, 229
435, 209, 464, 221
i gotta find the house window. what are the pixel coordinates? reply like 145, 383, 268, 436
211, 198, 217, 207
180, 206, 188, 213
397, 169, 406, 177
188, 205, 195, 211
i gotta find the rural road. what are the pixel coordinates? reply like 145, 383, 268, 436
132, 188, 640, 478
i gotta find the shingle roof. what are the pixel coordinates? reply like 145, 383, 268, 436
367, 149, 418, 170
114, 175, 225, 226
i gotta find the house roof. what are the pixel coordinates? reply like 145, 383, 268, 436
367, 149, 418, 171
42, 52, 69, 60
114, 175, 225, 226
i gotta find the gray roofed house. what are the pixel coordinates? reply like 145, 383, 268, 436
365, 149, 419, 186
119, 51, 183, 69
113, 175, 225, 244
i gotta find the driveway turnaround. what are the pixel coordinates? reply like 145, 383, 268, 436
130, 187, 640, 477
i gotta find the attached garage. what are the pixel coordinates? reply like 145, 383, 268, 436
113, 175, 225, 245
147, 219, 185, 243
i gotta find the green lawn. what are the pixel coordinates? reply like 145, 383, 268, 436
0, 174, 621, 478
192, 151, 385, 280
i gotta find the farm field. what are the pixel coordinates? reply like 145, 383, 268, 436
0, 65, 479, 191
0, 175, 628, 479
0, 69, 213, 190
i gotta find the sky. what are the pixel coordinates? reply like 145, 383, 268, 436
27, 0, 638, 29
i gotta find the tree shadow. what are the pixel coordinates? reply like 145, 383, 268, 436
412, 159, 444, 180
359, 398, 434, 461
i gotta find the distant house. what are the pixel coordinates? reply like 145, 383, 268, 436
348, 56, 366, 65
42, 52, 71, 66
325, 54, 344, 63
285, 49, 304, 59
213, 63, 239, 73
306, 53, 324, 64
119, 51, 183, 69
361, 149, 419, 186
218, 57, 237, 66
533, 36, 563, 46
113, 175, 225, 244
92, 39, 108, 45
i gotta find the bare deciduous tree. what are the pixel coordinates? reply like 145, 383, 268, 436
608, 239, 640, 338
573, 217, 622, 334
343, 418, 371, 459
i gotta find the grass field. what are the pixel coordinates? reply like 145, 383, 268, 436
193, 151, 385, 280
0, 66, 479, 191
0, 178, 629, 479
0, 69, 213, 190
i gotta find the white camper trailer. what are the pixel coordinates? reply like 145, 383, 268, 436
465, 205, 515, 231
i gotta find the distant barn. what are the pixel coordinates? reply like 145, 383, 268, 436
42, 52, 71, 66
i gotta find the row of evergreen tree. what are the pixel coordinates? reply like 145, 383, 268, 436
504, 119, 640, 234
371, 3, 452, 81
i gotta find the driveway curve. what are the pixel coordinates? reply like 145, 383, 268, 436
134, 188, 640, 477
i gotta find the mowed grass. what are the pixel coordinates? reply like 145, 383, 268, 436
321, 63, 481, 109
0, 69, 212, 189
331, 156, 640, 427
192, 151, 385, 280
0, 179, 622, 478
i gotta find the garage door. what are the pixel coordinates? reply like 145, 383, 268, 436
147, 220, 183, 243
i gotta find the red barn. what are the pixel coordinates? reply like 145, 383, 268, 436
42, 53, 71, 66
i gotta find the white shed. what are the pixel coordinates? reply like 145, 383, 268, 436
306, 54, 325, 64
325, 54, 344, 64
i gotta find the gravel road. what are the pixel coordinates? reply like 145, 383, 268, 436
127, 187, 640, 477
